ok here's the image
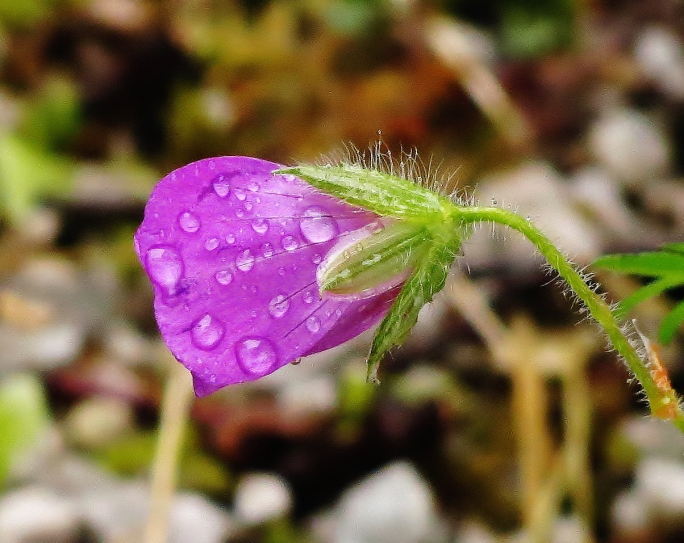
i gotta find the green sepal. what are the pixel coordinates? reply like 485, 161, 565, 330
366, 234, 462, 383
318, 220, 432, 295
275, 163, 450, 219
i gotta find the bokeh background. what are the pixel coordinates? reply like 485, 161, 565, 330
1, 0, 684, 542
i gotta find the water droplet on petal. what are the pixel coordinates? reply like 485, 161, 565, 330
312, 253, 322, 264
234, 188, 247, 201
204, 237, 219, 251
236, 249, 255, 272
215, 270, 233, 285
191, 314, 225, 350
235, 337, 278, 376
213, 174, 232, 197
248, 182, 260, 192
226, 234, 236, 244
251, 218, 269, 235
145, 246, 183, 293
261, 243, 274, 257
268, 294, 290, 318
250, 285, 258, 293
282, 236, 298, 251
178, 211, 200, 233
306, 316, 321, 333
277, 266, 286, 276
300, 206, 338, 243
302, 291, 315, 304
235, 209, 245, 218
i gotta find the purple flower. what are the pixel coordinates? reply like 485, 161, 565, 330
135, 157, 400, 396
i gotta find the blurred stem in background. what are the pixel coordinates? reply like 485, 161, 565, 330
144, 352, 194, 543
450, 273, 595, 541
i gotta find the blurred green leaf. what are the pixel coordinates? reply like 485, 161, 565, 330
0, 134, 74, 223
0, 0, 55, 28
593, 251, 684, 276
500, 0, 575, 58
19, 76, 82, 151
659, 300, 684, 344
0, 374, 50, 486
594, 244, 684, 344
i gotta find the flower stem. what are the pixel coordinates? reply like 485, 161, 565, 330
456, 206, 684, 432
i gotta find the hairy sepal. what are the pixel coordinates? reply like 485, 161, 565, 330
275, 163, 448, 219
366, 234, 462, 383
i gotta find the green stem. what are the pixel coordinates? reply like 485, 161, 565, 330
456, 206, 684, 433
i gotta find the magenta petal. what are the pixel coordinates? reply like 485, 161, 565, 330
134, 157, 397, 396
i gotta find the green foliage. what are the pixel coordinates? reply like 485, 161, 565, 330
443, 0, 576, 57
94, 426, 231, 495
0, 134, 74, 223
594, 243, 684, 344
499, 0, 575, 58
19, 76, 82, 151
0, 374, 50, 486
0, 0, 55, 28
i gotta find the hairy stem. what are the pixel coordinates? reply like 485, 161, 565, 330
456, 206, 684, 433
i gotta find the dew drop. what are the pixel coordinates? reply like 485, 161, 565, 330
248, 182, 260, 192
300, 206, 338, 243
178, 211, 200, 233
145, 246, 183, 292
282, 235, 299, 251
251, 218, 269, 235
302, 291, 315, 304
226, 233, 236, 245
191, 314, 225, 350
244, 202, 253, 212
213, 174, 232, 197
306, 316, 321, 333
235, 209, 245, 218
312, 253, 322, 265
268, 294, 290, 318
236, 249, 255, 272
235, 337, 278, 376
261, 243, 274, 257
250, 284, 258, 293
204, 237, 219, 251
215, 270, 233, 285
277, 266, 286, 276
234, 188, 247, 201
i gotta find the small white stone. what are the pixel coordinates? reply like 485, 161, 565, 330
569, 167, 637, 239
334, 461, 444, 543
551, 515, 591, 543
635, 26, 684, 100
169, 493, 233, 543
234, 473, 292, 525
277, 375, 337, 415
0, 487, 80, 543
635, 457, 684, 527
611, 490, 650, 537
588, 109, 671, 185
64, 396, 133, 449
